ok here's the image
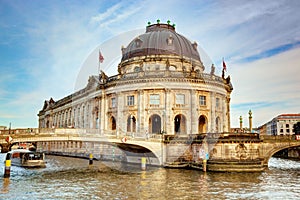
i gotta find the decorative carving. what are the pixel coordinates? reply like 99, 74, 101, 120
100, 70, 108, 83
192, 41, 198, 50
166, 59, 170, 70
210, 64, 215, 76
135, 37, 143, 48
121, 45, 126, 55
226, 75, 231, 84
166, 34, 174, 46
235, 143, 248, 160
134, 66, 141, 72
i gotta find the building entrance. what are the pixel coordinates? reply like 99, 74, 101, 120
174, 114, 186, 134
149, 114, 161, 134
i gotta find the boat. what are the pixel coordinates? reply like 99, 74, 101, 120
7, 149, 46, 168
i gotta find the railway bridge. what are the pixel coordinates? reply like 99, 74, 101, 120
1, 128, 299, 172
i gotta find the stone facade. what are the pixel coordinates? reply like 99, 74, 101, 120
38, 23, 233, 137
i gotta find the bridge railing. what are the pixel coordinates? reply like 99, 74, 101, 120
259, 134, 297, 142
0, 128, 39, 135
38, 128, 163, 141
8, 130, 297, 145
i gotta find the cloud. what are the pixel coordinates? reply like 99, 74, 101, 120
178, 0, 300, 69
230, 47, 300, 127
237, 41, 300, 63
1, 0, 299, 129
90, 3, 123, 24
90, 2, 143, 28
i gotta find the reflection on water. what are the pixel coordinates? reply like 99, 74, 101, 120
0, 154, 299, 199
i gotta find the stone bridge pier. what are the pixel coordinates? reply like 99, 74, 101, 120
163, 134, 300, 172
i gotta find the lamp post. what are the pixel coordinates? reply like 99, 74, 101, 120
239, 116, 243, 130
249, 110, 253, 133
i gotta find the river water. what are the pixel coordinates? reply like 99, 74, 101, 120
0, 154, 299, 200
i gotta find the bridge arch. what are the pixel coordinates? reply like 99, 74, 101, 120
4, 133, 163, 166
114, 142, 162, 165
263, 143, 300, 166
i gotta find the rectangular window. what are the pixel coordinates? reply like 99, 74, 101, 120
150, 94, 160, 105
199, 95, 206, 106
176, 94, 185, 105
127, 95, 134, 106
216, 98, 220, 109
111, 97, 116, 108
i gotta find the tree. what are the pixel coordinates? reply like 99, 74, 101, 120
293, 122, 300, 134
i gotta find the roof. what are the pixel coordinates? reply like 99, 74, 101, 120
277, 114, 300, 120
121, 23, 201, 62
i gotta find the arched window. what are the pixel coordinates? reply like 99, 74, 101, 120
198, 115, 207, 133
174, 114, 186, 134
127, 115, 136, 133
149, 114, 161, 134
111, 116, 116, 130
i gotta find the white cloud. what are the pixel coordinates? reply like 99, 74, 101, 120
1, 0, 300, 129
230, 47, 300, 127
90, 2, 143, 28
90, 3, 123, 24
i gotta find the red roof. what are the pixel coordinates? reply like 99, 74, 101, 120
277, 114, 300, 120
278, 114, 300, 117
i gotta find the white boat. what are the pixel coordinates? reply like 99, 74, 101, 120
7, 149, 46, 168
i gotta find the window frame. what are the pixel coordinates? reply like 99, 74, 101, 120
127, 95, 135, 106
176, 94, 185, 105
199, 95, 206, 106
111, 97, 116, 108
150, 94, 160, 105
216, 97, 220, 109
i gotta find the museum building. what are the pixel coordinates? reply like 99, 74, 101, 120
38, 22, 233, 137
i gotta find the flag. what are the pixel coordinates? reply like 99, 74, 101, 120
222, 58, 227, 71
5, 136, 13, 143
99, 50, 104, 63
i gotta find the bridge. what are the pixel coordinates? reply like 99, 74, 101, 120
1, 128, 300, 172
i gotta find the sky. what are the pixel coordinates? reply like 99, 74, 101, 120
0, 0, 299, 129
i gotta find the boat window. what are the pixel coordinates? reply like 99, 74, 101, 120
12, 152, 20, 158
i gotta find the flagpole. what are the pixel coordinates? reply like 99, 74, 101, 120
222, 57, 226, 79
98, 50, 101, 75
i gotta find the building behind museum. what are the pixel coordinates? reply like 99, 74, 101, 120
38, 22, 233, 137
258, 114, 300, 135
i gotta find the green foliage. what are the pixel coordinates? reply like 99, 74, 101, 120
293, 122, 300, 134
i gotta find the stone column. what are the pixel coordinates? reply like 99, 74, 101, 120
100, 90, 106, 135
226, 96, 231, 132
137, 89, 145, 137
249, 110, 253, 133
210, 92, 216, 133
97, 97, 101, 130
190, 89, 197, 134
165, 89, 172, 134
117, 92, 123, 136
240, 116, 243, 129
